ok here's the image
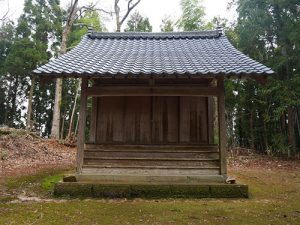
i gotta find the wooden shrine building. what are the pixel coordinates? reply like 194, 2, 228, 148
33, 29, 273, 191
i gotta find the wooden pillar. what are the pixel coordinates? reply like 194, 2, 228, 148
89, 97, 98, 143
76, 77, 88, 173
217, 77, 227, 177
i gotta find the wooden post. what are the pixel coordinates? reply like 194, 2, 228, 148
89, 97, 98, 143
76, 77, 88, 173
217, 77, 227, 177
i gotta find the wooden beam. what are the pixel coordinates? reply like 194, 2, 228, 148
89, 97, 98, 143
86, 86, 221, 97
76, 77, 88, 173
217, 77, 227, 177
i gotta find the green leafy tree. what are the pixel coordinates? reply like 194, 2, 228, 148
68, 11, 104, 48
160, 16, 174, 32
2, 0, 63, 134
177, 0, 206, 31
124, 11, 152, 32
0, 21, 15, 125
226, 0, 300, 155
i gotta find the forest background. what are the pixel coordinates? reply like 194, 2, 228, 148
0, 0, 299, 157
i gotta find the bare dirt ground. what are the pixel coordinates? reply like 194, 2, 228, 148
228, 147, 300, 172
0, 128, 76, 178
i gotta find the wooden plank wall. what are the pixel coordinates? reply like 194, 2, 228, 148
152, 96, 179, 143
180, 97, 208, 143
94, 96, 209, 144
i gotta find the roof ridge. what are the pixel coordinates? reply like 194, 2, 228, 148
88, 30, 222, 40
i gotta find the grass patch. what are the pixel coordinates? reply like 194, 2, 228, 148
1, 168, 300, 224
5, 169, 70, 195
41, 174, 64, 192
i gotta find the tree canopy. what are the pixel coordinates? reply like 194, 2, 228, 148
124, 11, 152, 32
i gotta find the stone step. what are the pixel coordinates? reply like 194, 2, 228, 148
81, 167, 220, 176
54, 182, 249, 198
76, 173, 225, 184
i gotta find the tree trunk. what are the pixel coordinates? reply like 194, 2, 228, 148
51, 0, 79, 139
114, 0, 141, 32
263, 120, 269, 155
26, 75, 36, 132
288, 106, 296, 157
75, 113, 79, 135
60, 111, 65, 139
10, 74, 19, 127
51, 78, 63, 138
296, 107, 300, 140
114, 0, 121, 32
249, 109, 255, 150
67, 79, 81, 139
4, 77, 13, 125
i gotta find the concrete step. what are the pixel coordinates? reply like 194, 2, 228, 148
81, 167, 220, 176
76, 173, 225, 184
54, 182, 249, 198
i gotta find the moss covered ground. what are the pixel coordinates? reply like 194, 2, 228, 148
1, 167, 300, 224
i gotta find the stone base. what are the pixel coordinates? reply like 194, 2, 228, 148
54, 182, 248, 199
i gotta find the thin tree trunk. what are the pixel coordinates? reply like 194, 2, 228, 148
114, 0, 121, 32
263, 120, 269, 155
10, 74, 19, 126
51, 78, 63, 138
51, 0, 79, 139
288, 106, 296, 157
250, 109, 255, 150
60, 111, 65, 140
26, 75, 36, 132
67, 79, 81, 139
296, 108, 300, 140
4, 79, 13, 125
75, 113, 79, 135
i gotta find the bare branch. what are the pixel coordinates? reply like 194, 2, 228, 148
114, 0, 141, 32
119, 0, 141, 26
73, 2, 113, 22
0, 0, 10, 22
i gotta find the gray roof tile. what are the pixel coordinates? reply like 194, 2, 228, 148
33, 30, 274, 77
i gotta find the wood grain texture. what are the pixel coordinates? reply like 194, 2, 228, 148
179, 97, 208, 143
76, 77, 88, 173
96, 97, 152, 144
217, 77, 227, 176
207, 97, 214, 144
87, 86, 220, 97
95, 96, 209, 144
89, 97, 98, 143
152, 97, 179, 143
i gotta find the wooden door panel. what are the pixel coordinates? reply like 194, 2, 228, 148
96, 97, 151, 144
123, 96, 151, 143
179, 97, 208, 143
96, 96, 208, 144
153, 97, 179, 143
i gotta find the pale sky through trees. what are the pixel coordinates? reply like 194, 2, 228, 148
0, 0, 236, 31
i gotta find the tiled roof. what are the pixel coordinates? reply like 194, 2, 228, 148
33, 30, 274, 77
